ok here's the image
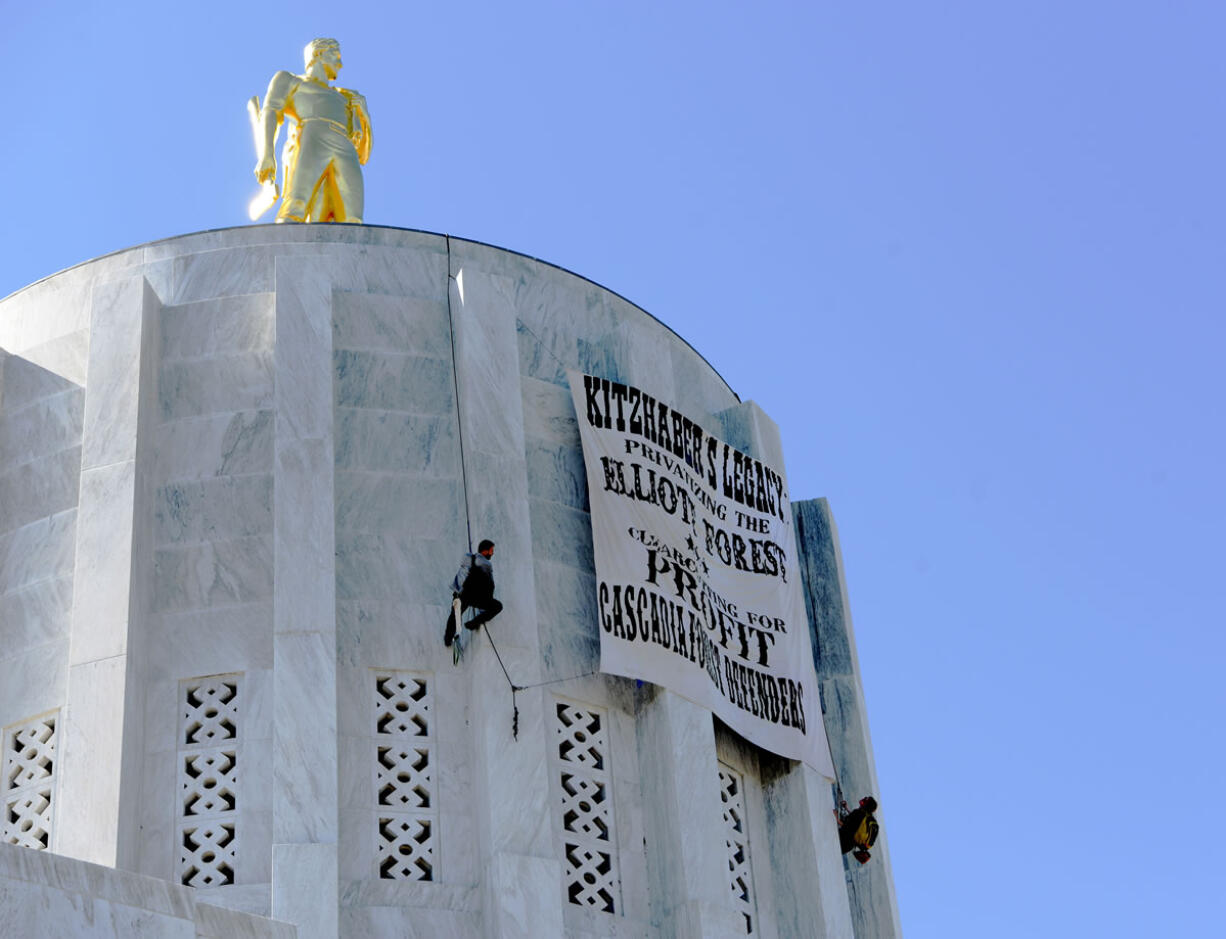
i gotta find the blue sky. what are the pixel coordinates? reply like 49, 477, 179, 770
4, 2, 1223, 934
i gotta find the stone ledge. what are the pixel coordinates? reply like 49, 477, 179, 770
0, 843, 295, 938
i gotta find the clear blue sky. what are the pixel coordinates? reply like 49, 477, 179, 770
4, 2, 1223, 935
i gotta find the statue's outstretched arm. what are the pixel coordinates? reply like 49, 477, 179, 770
254, 70, 296, 184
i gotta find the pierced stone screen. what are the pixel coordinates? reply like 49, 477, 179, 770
719, 763, 758, 933
374, 672, 436, 881
553, 700, 620, 915
177, 677, 240, 887
2, 713, 58, 850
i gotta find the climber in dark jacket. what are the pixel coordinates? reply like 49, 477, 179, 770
444, 539, 503, 647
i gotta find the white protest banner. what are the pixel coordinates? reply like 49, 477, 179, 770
568, 371, 833, 776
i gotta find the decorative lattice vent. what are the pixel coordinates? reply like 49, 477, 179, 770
2, 713, 58, 850
374, 672, 436, 881
719, 763, 757, 933
554, 700, 619, 915
183, 681, 239, 746
178, 677, 240, 887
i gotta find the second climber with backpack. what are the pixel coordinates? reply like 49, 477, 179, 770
837, 795, 880, 864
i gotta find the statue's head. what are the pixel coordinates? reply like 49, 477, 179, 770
304, 38, 342, 78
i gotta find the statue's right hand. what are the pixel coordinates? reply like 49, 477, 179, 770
255, 157, 276, 184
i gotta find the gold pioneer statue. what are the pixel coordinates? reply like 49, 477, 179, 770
248, 38, 372, 223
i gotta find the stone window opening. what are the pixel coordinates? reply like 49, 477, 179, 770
177, 676, 240, 887
373, 671, 437, 881
719, 762, 758, 933
553, 698, 621, 915
1, 711, 59, 851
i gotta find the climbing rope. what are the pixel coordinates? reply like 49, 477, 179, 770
481, 623, 599, 741
444, 235, 475, 555
443, 238, 600, 740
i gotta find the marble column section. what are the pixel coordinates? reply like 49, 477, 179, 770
717, 400, 856, 936
637, 689, 744, 938
714, 399, 785, 474
58, 276, 161, 870
764, 762, 854, 938
448, 255, 565, 939
271, 257, 339, 938
794, 498, 902, 939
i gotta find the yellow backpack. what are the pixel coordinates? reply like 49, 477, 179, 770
852, 813, 879, 851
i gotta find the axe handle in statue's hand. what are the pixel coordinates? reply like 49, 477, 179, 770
246, 95, 279, 220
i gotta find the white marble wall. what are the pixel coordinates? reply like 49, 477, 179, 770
140, 280, 277, 913
0, 225, 892, 938
0, 351, 80, 748
58, 275, 160, 869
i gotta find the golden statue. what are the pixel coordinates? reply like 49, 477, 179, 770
248, 38, 372, 223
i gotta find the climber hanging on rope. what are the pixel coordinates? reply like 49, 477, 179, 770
444, 539, 503, 648
837, 796, 880, 864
